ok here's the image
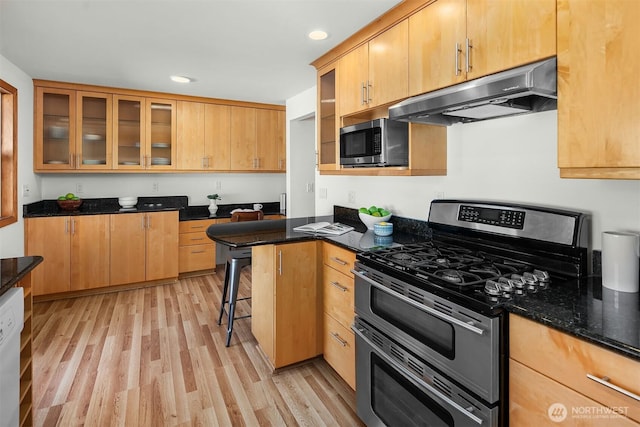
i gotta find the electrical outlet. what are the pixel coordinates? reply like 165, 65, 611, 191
152, 182, 159, 193
216, 180, 222, 190
348, 191, 356, 204
76, 183, 83, 194
435, 191, 445, 199
22, 184, 30, 197
319, 188, 327, 199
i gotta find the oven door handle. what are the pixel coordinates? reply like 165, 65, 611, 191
352, 325, 484, 425
352, 269, 484, 336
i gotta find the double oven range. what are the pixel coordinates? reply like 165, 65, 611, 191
352, 200, 589, 426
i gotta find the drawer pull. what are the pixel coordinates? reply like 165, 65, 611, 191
191, 250, 206, 254
330, 257, 348, 266
330, 332, 348, 347
587, 374, 640, 401
191, 226, 205, 229
191, 238, 205, 241
330, 281, 348, 292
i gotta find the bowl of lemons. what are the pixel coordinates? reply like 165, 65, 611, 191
358, 205, 392, 230
57, 192, 82, 211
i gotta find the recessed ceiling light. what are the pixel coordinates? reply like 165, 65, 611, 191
170, 75, 192, 83
308, 30, 328, 41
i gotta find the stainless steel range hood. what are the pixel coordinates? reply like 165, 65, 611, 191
388, 57, 557, 126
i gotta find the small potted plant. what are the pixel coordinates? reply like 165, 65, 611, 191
207, 194, 221, 215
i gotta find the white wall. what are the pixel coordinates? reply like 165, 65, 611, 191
285, 86, 316, 217
0, 54, 41, 258
312, 104, 640, 251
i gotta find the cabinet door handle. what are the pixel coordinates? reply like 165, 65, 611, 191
330, 281, 348, 292
330, 257, 348, 266
330, 332, 348, 347
361, 82, 366, 105
278, 250, 283, 276
71, 219, 76, 235
141, 215, 146, 230
455, 42, 462, 76
65, 218, 69, 234
586, 374, 640, 401
367, 80, 372, 104
465, 38, 472, 74
147, 214, 152, 229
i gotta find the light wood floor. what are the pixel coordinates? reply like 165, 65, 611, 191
32, 269, 363, 426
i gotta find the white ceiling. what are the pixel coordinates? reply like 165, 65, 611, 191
0, 0, 402, 105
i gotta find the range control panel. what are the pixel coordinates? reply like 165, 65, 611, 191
458, 205, 525, 229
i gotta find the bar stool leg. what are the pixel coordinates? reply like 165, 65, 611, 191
217, 260, 231, 326
225, 258, 243, 347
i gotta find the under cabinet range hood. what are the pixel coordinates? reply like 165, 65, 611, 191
388, 57, 557, 126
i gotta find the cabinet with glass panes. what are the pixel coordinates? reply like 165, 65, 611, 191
34, 87, 112, 170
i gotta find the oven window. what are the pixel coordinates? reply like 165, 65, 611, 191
371, 287, 455, 359
371, 353, 454, 427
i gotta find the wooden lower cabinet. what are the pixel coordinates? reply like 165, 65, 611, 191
510, 314, 640, 425
25, 215, 110, 295
322, 242, 356, 389
179, 219, 217, 274
251, 241, 321, 369
111, 211, 179, 285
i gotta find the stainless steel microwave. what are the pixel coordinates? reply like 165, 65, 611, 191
340, 118, 408, 167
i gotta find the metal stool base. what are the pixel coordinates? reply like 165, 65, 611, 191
217, 250, 252, 347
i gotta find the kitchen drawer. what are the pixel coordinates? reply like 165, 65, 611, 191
179, 219, 216, 233
179, 232, 211, 246
322, 265, 354, 330
322, 243, 355, 278
179, 244, 215, 273
510, 359, 639, 426
323, 313, 356, 390
510, 314, 640, 423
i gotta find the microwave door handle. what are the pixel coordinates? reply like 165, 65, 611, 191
352, 325, 484, 425
352, 269, 484, 336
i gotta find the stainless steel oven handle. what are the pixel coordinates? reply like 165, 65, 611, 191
352, 325, 484, 425
352, 269, 484, 336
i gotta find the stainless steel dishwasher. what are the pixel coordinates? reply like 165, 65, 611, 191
0, 288, 24, 427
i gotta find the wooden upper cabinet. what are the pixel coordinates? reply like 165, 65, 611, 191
340, 20, 409, 116
76, 91, 113, 170
204, 104, 231, 170
230, 106, 257, 170
408, 0, 556, 96
34, 88, 113, 170
230, 106, 285, 172
557, 0, 640, 179
408, 0, 466, 95
176, 101, 234, 171
113, 95, 145, 169
145, 98, 176, 170
256, 109, 283, 171
177, 101, 206, 170
317, 64, 339, 171
34, 81, 283, 173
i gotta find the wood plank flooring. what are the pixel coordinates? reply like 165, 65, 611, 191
32, 269, 363, 426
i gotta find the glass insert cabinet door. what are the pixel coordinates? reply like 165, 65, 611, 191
36, 87, 75, 169
145, 99, 176, 169
76, 91, 112, 169
317, 65, 338, 170
114, 95, 144, 168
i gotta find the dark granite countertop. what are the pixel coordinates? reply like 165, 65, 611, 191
206, 206, 430, 253
23, 196, 281, 221
0, 256, 44, 298
506, 277, 640, 361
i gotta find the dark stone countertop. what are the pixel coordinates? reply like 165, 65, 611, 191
23, 196, 282, 221
205, 205, 430, 253
0, 256, 44, 298
506, 277, 640, 361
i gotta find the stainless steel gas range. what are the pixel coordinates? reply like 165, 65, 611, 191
352, 199, 590, 427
